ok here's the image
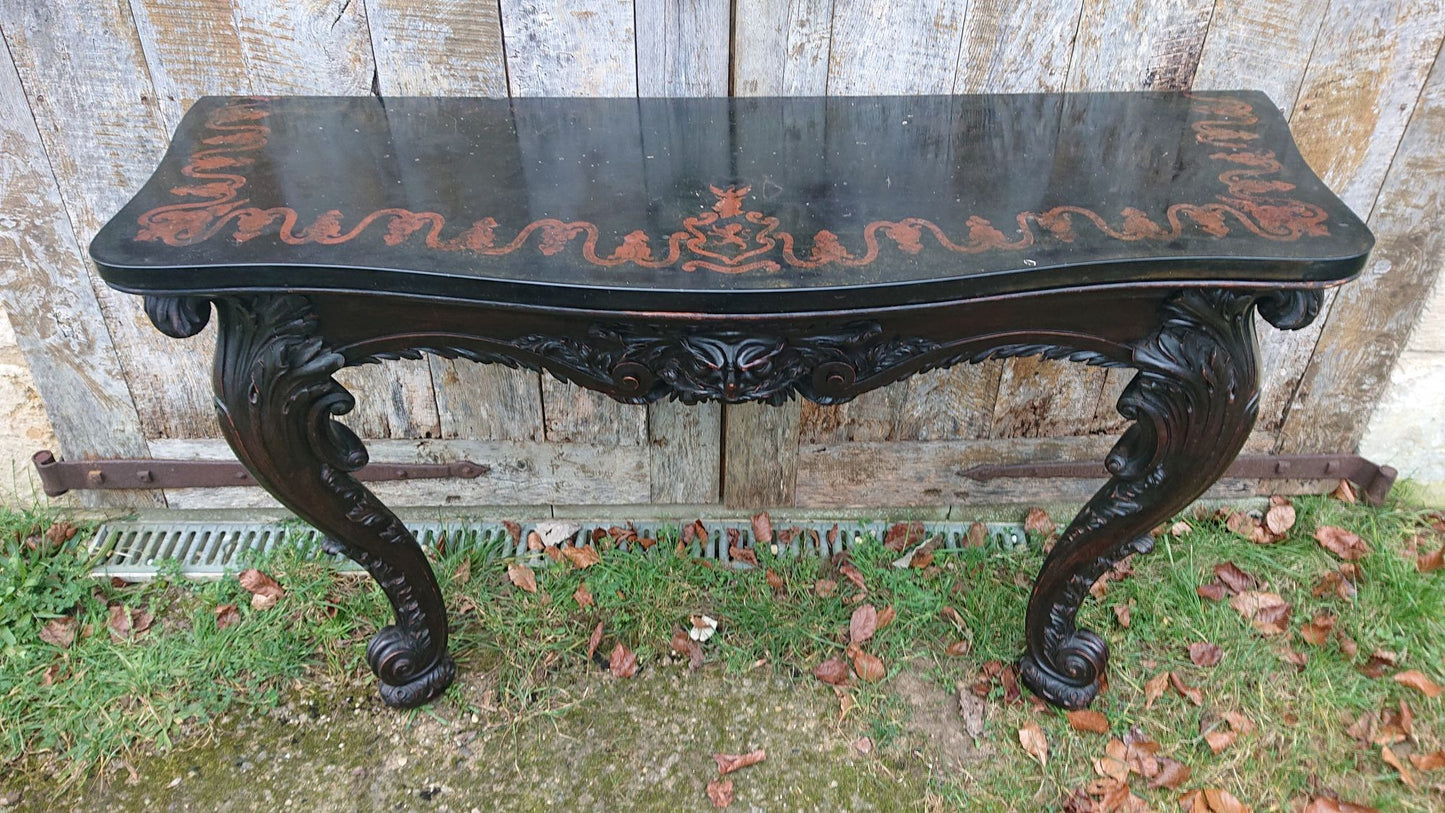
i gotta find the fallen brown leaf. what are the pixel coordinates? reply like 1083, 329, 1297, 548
39, 616, 76, 649
1144, 672, 1170, 709
814, 579, 837, 598
1279, 645, 1309, 669
1149, 757, 1191, 790
1214, 562, 1260, 594
883, 521, 925, 552
502, 520, 521, 543
1228, 591, 1291, 635
107, 604, 132, 641
1197, 582, 1229, 601
1018, 719, 1048, 767
573, 582, 594, 608
813, 658, 849, 687
876, 605, 896, 630
1315, 526, 1370, 561
1264, 497, 1296, 537
838, 562, 866, 590
751, 512, 773, 544
1189, 642, 1224, 667
238, 568, 284, 600
765, 569, 784, 592
1382, 745, 1417, 788
1221, 711, 1255, 736
214, 604, 240, 631
1409, 750, 1445, 771
851, 649, 886, 683
608, 642, 638, 678
1204, 729, 1237, 755
1171, 672, 1203, 706
945, 640, 971, 657
41, 662, 62, 687
1393, 670, 1443, 698
670, 627, 704, 670
1113, 602, 1133, 628
966, 521, 989, 547
1226, 510, 1272, 544
1189, 788, 1250, 813
706, 778, 733, 808
527, 530, 543, 551
1300, 611, 1337, 646
1023, 507, 1055, 539
1304, 797, 1380, 813
728, 545, 759, 566
506, 562, 537, 594
713, 749, 766, 775
586, 621, 603, 662
1359, 649, 1399, 679
1332, 479, 1358, 503
1066, 709, 1110, 735
560, 544, 600, 569
851, 736, 873, 755
1417, 541, 1444, 573
850, 605, 878, 644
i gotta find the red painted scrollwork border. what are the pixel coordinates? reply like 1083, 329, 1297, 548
134, 95, 1331, 273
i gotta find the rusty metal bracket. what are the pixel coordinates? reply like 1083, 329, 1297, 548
31, 450, 490, 498
957, 454, 1398, 506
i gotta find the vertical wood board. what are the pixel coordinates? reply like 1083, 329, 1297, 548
730, 0, 834, 96
367, 0, 510, 97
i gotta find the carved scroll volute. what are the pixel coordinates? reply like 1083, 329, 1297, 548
1020, 288, 1265, 709
211, 294, 454, 708
144, 295, 212, 338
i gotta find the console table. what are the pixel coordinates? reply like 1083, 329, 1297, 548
90, 92, 1371, 710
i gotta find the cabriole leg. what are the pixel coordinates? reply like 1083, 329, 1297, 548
1019, 288, 1283, 709
210, 294, 454, 708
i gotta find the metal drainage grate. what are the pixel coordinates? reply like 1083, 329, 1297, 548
87, 519, 1029, 582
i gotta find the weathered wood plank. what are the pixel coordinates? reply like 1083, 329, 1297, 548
152, 438, 651, 508
723, 401, 802, 507
0, 35, 158, 507
825, 0, 968, 94
953, 0, 1084, 93
228, 0, 375, 95
636, 0, 729, 96
1190, 0, 1329, 117
366, 0, 509, 96
432, 361, 544, 441
500, 0, 647, 449
1279, 40, 1445, 454
1066, 0, 1215, 91
1, 0, 217, 440
634, 0, 728, 501
991, 357, 1107, 439
1189, 0, 1331, 437
127, 0, 251, 131
794, 436, 1288, 507
731, 0, 833, 96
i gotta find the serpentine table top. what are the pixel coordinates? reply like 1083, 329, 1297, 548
90, 92, 1370, 711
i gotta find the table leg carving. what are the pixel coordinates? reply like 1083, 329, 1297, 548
207, 294, 454, 708
1019, 288, 1272, 709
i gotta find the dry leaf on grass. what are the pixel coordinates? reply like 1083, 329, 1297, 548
1332, 479, 1358, 503
1170, 672, 1203, 706
1264, 497, 1296, 536
1179, 788, 1251, 813
506, 562, 537, 594
750, 512, 773, 544
765, 569, 784, 591
1315, 526, 1370, 561
1066, 709, 1110, 735
560, 544, 600, 569
813, 579, 837, 598
1023, 507, 1054, 539
1144, 672, 1170, 709
1358, 649, 1399, 679
670, 627, 704, 670
713, 749, 766, 775
876, 605, 896, 630
851, 736, 873, 755
728, 545, 759, 567
945, 640, 971, 657
1393, 670, 1443, 698
1149, 757, 1191, 789
1303, 797, 1380, 813
883, 521, 925, 552
586, 622, 604, 662
706, 778, 733, 808
1381, 745, 1417, 788
1215, 562, 1260, 593
1417, 541, 1444, 573
1301, 611, 1337, 646
238, 568, 284, 601
850, 649, 886, 683
1113, 602, 1133, 628
1409, 750, 1445, 771
573, 582, 594, 608
850, 605, 877, 644
214, 604, 240, 630
39, 616, 76, 649
1189, 642, 1224, 667
608, 642, 638, 678
838, 562, 866, 590
1228, 591, 1291, 635
1018, 719, 1048, 767
814, 658, 849, 687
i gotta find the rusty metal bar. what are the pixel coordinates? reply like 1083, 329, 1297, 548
957, 454, 1398, 506
31, 450, 490, 498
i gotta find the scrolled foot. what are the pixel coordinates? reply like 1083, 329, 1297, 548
1019, 630, 1109, 710
367, 625, 457, 708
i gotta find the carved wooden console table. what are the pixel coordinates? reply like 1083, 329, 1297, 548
91, 92, 1370, 710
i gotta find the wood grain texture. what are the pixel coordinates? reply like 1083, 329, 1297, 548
0, 35, 158, 507
1280, 44, 1445, 454
1066, 0, 1215, 91
127, 0, 251, 130
724, 400, 801, 507
500, 0, 638, 96
433, 360, 543, 441
367, 0, 509, 96
825, 0, 968, 94
731, 0, 834, 96
229, 0, 374, 94
151, 438, 651, 508
0, 0, 220, 440
1190, 0, 1329, 116
649, 401, 720, 503
953, 0, 1084, 93
1271, 0, 1445, 452
636, 0, 729, 96
793, 437, 1277, 507
501, 0, 646, 450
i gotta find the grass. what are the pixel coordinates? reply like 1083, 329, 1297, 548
0, 495, 1442, 809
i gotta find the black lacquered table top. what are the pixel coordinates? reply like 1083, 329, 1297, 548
91, 92, 1372, 312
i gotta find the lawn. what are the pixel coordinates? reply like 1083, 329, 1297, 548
0, 491, 1441, 810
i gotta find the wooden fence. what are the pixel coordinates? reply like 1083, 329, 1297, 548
1, 1, 1441, 510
